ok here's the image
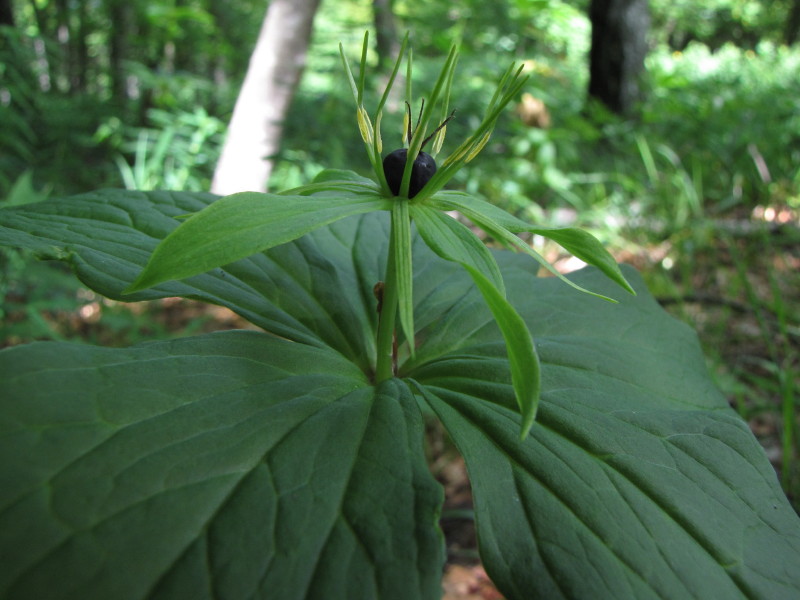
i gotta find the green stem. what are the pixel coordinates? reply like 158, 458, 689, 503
375, 210, 400, 382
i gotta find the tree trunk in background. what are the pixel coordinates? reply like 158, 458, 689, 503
73, 0, 88, 92
588, 0, 649, 115
54, 0, 70, 92
211, 0, 321, 195
108, 0, 133, 103
0, 0, 14, 27
373, 0, 399, 69
786, 0, 800, 45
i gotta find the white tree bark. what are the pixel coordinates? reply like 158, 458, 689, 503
211, 0, 321, 195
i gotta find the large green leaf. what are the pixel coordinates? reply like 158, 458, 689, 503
410, 261, 800, 599
0, 189, 458, 371
2, 185, 799, 599
0, 190, 387, 372
0, 332, 444, 600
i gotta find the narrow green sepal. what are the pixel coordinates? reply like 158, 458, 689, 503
126, 191, 391, 293
393, 200, 415, 358
462, 265, 541, 438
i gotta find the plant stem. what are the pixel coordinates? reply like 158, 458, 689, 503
375, 209, 400, 382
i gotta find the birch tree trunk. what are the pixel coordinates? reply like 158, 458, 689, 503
211, 0, 321, 195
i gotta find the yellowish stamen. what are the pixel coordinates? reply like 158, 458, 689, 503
465, 131, 492, 163
375, 111, 383, 153
441, 143, 471, 168
432, 125, 447, 156
357, 106, 374, 145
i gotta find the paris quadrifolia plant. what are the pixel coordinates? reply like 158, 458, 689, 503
4, 31, 800, 600
127, 32, 634, 438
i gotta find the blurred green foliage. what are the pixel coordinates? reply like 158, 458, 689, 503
2, 0, 798, 211
106, 107, 225, 191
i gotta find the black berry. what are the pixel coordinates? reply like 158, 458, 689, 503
382, 101, 455, 198
382, 149, 437, 198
